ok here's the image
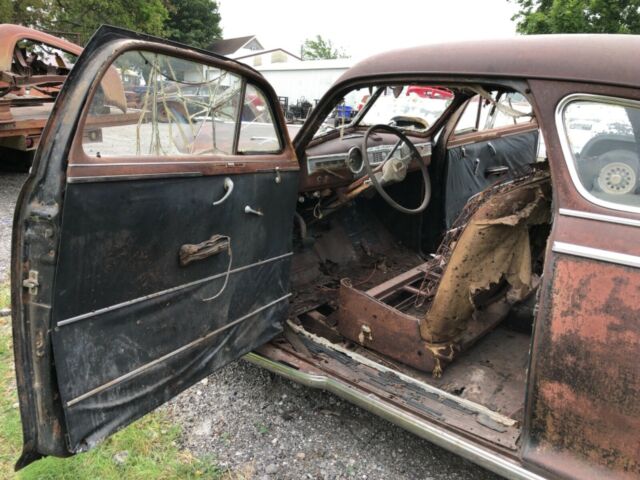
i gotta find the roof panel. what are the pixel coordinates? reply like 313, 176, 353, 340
336, 35, 640, 89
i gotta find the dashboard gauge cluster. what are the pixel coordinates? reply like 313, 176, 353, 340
307, 142, 432, 176
346, 147, 364, 174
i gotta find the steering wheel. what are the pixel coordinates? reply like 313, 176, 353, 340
362, 124, 431, 214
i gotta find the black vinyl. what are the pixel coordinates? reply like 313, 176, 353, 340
444, 130, 539, 227
50, 172, 298, 451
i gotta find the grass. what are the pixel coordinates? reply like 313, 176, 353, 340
0, 281, 224, 480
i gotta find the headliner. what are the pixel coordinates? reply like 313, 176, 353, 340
336, 35, 640, 89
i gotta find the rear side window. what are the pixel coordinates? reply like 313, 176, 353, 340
455, 91, 533, 134
561, 97, 640, 211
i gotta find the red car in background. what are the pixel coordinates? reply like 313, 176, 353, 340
407, 85, 454, 99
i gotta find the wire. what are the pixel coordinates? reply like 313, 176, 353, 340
201, 236, 233, 302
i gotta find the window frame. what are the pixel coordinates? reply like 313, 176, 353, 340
236, 82, 283, 155
556, 93, 640, 215
70, 44, 287, 165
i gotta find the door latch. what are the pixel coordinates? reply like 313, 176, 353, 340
23, 270, 39, 295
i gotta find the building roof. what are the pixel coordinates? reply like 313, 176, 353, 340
336, 34, 640, 89
234, 48, 302, 61
207, 35, 257, 56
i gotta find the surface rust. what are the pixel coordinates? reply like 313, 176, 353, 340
526, 257, 640, 479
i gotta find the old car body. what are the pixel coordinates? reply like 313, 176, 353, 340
10, 27, 639, 479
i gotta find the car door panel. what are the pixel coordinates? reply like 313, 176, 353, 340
51, 172, 297, 450
443, 129, 539, 227
12, 26, 299, 464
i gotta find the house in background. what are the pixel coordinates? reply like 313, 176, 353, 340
208, 35, 356, 113
208, 35, 301, 67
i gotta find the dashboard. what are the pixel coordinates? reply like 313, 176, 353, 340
302, 132, 432, 190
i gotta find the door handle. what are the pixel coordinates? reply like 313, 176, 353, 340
213, 177, 234, 206
244, 205, 264, 216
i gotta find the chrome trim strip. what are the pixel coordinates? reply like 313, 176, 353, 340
66, 294, 291, 408
556, 93, 640, 215
68, 172, 203, 183
558, 208, 640, 228
71, 160, 297, 167
56, 252, 293, 327
246, 353, 547, 480
552, 241, 640, 269
307, 152, 348, 162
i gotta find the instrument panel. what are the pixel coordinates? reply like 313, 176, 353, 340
307, 141, 432, 176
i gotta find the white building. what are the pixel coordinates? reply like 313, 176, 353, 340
254, 58, 354, 105
208, 36, 356, 105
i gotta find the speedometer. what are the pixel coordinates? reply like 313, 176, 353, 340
346, 146, 364, 174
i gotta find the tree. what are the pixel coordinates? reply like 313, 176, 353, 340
510, 0, 640, 34
301, 35, 349, 60
51, 0, 168, 44
0, 0, 12, 23
164, 0, 222, 49
1, 0, 53, 28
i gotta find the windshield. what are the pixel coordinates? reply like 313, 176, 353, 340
313, 85, 454, 138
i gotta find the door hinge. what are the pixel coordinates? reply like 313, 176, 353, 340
22, 270, 39, 295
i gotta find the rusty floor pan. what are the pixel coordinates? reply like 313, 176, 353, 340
265, 322, 530, 452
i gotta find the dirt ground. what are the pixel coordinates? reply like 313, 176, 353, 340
0, 169, 498, 480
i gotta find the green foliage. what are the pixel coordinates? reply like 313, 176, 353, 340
0, 0, 13, 23
4, 0, 223, 48
301, 35, 349, 60
1, 0, 52, 29
51, 0, 168, 44
511, 0, 640, 34
0, 283, 222, 479
164, 0, 222, 48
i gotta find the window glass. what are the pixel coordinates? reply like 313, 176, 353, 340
237, 84, 281, 153
313, 85, 453, 138
454, 95, 490, 134
360, 85, 452, 130
455, 91, 533, 134
492, 92, 533, 128
563, 99, 640, 208
81, 50, 241, 157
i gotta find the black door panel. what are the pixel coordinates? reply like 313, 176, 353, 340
51, 171, 298, 451
53, 173, 296, 320
444, 130, 539, 227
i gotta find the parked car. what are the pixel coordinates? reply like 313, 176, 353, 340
11, 27, 639, 480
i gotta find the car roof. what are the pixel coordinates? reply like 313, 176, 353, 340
337, 34, 640, 89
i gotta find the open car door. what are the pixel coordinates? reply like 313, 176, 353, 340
11, 26, 299, 468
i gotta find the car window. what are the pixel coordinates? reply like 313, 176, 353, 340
454, 91, 533, 134
80, 50, 243, 157
491, 92, 533, 128
237, 84, 282, 153
313, 85, 453, 138
454, 95, 490, 134
562, 98, 640, 210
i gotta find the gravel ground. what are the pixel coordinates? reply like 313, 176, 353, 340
0, 172, 27, 282
0, 169, 498, 480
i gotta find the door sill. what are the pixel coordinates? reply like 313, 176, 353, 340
245, 349, 545, 480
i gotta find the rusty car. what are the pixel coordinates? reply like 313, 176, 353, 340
10, 26, 639, 479
0, 24, 130, 164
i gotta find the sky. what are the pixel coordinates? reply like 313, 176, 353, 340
217, 0, 521, 60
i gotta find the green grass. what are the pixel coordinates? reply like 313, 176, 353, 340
0, 282, 224, 480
